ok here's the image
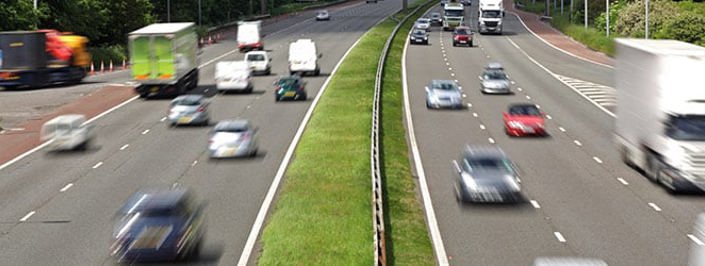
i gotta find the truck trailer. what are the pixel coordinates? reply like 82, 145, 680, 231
0, 30, 90, 89
129, 23, 199, 98
615, 38, 705, 193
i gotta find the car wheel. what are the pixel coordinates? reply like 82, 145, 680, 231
265, 68, 271, 75
315, 69, 320, 76
645, 153, 661, 182
453, 42, 457, 47
469, 40, 473, 47
202, 119, 209, 126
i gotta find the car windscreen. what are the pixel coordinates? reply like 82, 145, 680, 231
277, 79, 298, 88
455, 29, 468, 35
465, 157, 513, 173
247, 54, 265, 61
482, 10, 501, 18
215, 127, 247, 133
485, 71, 507, 80
509, 106, 540, 116
445, 10, 463, 17
172, 98, 201, 106
433, 83, 457, 91
666, 115, 705, 141
431, 13, 441, 18
413, 30, 426, 35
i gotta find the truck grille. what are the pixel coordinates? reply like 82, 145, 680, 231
485, 21, 498, 27
685, 152, 705, 180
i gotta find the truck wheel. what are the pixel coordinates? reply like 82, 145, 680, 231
314, 69, 320, 76
645, 153, 661, 182
469, 41, 473, 47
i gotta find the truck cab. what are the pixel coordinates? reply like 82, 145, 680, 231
443, 3, 465, 31
478, 0, 504, 34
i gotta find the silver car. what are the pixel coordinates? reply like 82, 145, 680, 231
415, 18, 431, 32
480, 69, 511, 94
208, 120, 258, 158
315, 10, 330, 21
453, 145, 522, 203
167, 94, 210, 127
426, 80, 463, 109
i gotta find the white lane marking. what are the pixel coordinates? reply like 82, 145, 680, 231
141, 129, 150, 135
530, 200, 541, 209
454, 79, 458, 83
191, 160, 198, 167
593, 157, 603, 164
239, 29, 393, 265
462, 94, 467, 98
546, 114, 552, 119
573, 140, 582, 146
119, 144, 129, 151
20, 211, 35, 222
486, 55, 490, 58
480, 124, 486, 130
8, 128, 25, 131
398, 24, 450, 266
525, 95, 531, 99
648, 203, 662, 212
0, 95, 139, 172
467, 103, 472, 107
511, 81, 516, 84
689, 234, 705, 246
247, 105, 252, 109
517, 87, 523, 91
558, 127, 566, 132
536, 104, 541, 109
472, 112, 478, 117
554, 232, 566, 242
488, 138, 495, 144
92, 162, 103, 169
450, 73, 455, 77
504, 37, 616, 118
160, 117, 167, 122
508, 12, 613, 69
444, 58, 448, 61
446, 62, 450, 66
172, 182, 180, 188
617, 178, 629, 185
60, 183, 74, 192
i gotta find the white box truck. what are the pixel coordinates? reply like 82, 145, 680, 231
615, 38, 705, 193
237, 21, 263, 52
478, 0, 504, 34
288, 39, 321, 76
215, 61, 253, 93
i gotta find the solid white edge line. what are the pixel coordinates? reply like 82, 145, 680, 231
20, 211, 36, 222
689, 234, 705, 246
59, 183, 74, 192
593, 156, 603, 164
503, 37, 616, 118
648, 202, 662, 212
401, 22, 450, 266
617, 178, 629, 185
554, 231, 566, 242
238, 15, 384, 264
530, 200, 541, 209
507, 11, 614, 69
92, 162, 103, 169
141, 129, 150, 135
573, 140, 582, 146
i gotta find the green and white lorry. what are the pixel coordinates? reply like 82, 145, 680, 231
129, 23, 199, 98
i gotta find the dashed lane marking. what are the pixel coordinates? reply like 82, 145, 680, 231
92, 162, 103, 169
530, 200, 541, 209
689, 234, 705, 246
617, 178, 629, 185
60, 183, 74, 192
554, 232, 566, 243
20, 211, 35, 222
648, 203, 662, 212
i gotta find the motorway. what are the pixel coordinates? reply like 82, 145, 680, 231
405, 1, 705, 265
0, 1, 402, 265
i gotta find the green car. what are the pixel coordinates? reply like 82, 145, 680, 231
274, 75, 307, 101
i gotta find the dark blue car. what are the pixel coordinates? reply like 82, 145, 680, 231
111, 188, 206, 263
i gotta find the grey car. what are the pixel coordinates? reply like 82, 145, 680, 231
480, 69, 511, 94
315, 10, 330, 21
453, 145, 522, 203
208, 120, 259, 158
429, 12, 443, 26
167, 94, 210, 126
426, 80, 463, 109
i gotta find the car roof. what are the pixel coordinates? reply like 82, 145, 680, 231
119, 188, 191, 215
508, 103, 539, 109
462, 145, 506, 159
487, 62, 504, 69
430, 79, 456, 86
214, 120, 250, 131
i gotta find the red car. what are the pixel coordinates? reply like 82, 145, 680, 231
452, 26, 473, 47
503, 103, 546, 136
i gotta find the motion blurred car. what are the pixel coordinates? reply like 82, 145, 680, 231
460, 0, 472, 5
453, 145, 522, 203
245, 51, 271, 76
409, 29, 429, 45
208, 120, 259, 158
414, 18, 431, 32
315, 10, 330, 21
533, 257, 608, 266
111, 188, 205, 263
274, 75, 307, 101
480, 68, 511, 94
167, 94, 210, 127
40, 114, 94, 151
452, 26, 473, 47
486, 62, 504, 71
440, 0, 448, 6
426, 79, 463, 109
503, 103, 546, 137
429, 12, 443, 25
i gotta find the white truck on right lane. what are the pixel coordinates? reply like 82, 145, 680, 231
288, 39, 321, 76
615, 38, 705, 193
478, 0, 504, 34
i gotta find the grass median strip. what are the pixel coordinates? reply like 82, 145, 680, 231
259, 18, 397, 266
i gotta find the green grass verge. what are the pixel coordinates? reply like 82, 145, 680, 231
258, 15, 396, 266
380, 1, 437, 265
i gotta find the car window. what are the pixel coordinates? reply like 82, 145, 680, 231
455, 29, 468, 35
434, 83, 456, 91
509, 106, 541, 116
216, 126, 248, 133
247, 54, 265, 61
413, 30, 426, 35
172, 98, 201, 106
464, 157, 513, 173
278, 79, 299, 87
485, 71, 507, 80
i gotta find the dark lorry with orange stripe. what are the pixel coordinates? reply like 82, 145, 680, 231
129, 23, 199, 98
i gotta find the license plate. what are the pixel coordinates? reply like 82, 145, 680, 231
523, 127, 535, 134
459, 41, 466, 43
178, 116, 192, 124
221, 148, 237, 156
284, 91, 296, 97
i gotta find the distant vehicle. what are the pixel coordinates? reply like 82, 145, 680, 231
111, 188, 205, 263
215, 61, 252, 93
414, 18, 431, 32
315, 10, 330, 21
0, 30, 90, 89
453, 145, 522, 203
208, 120, 259, 158
478, 0, 504, 34
237, 21, 264, 52
485, 62, 504, 71
440, 0, 448, 6
429, 12, 443, 25
452, 26, 473, 47
443, 2, 465, 31
288, 39, 321, 76
503, 103, 546, 137
480, 68, 510, 94
615, 39, 705, 193
244, 51, 271, 76
460, 0, 472, 6
533, 257, 608, 266
167, 94, 210, 126
409, 29, 429, 45
366, 0, 378, 3
425, 80, 463, 109
274, 75, 307, 101
40, 114, 94, 151
129, 23, 199, 98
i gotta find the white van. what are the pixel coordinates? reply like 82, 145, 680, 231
40, 114, 94, 151
215, 61, 253, 93
288, 39, 321, 76
237, 21, 263, 52
244, 51, 271, 76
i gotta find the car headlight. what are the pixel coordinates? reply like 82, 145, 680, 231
423, 37, 428, 40
505, 175, 521, 192
410, 36, 415, 40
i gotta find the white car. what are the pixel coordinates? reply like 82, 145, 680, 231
244, 51, 271, 76
208, 120, 259, 158
40, 114, 94, 151
315, 10, 330, 21
415, 18, 431, 31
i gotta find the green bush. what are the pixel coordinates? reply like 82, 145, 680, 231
551, 13, 615, 56
657, 11, 705, 46
87, 44, 127, 67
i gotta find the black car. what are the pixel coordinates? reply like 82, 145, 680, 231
111, 188, 206, 263
409, 29, 429, 45
274, 75, 307, 101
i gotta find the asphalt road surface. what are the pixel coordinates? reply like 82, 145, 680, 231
0, 1, 402, 264
405, 1, 705, 265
